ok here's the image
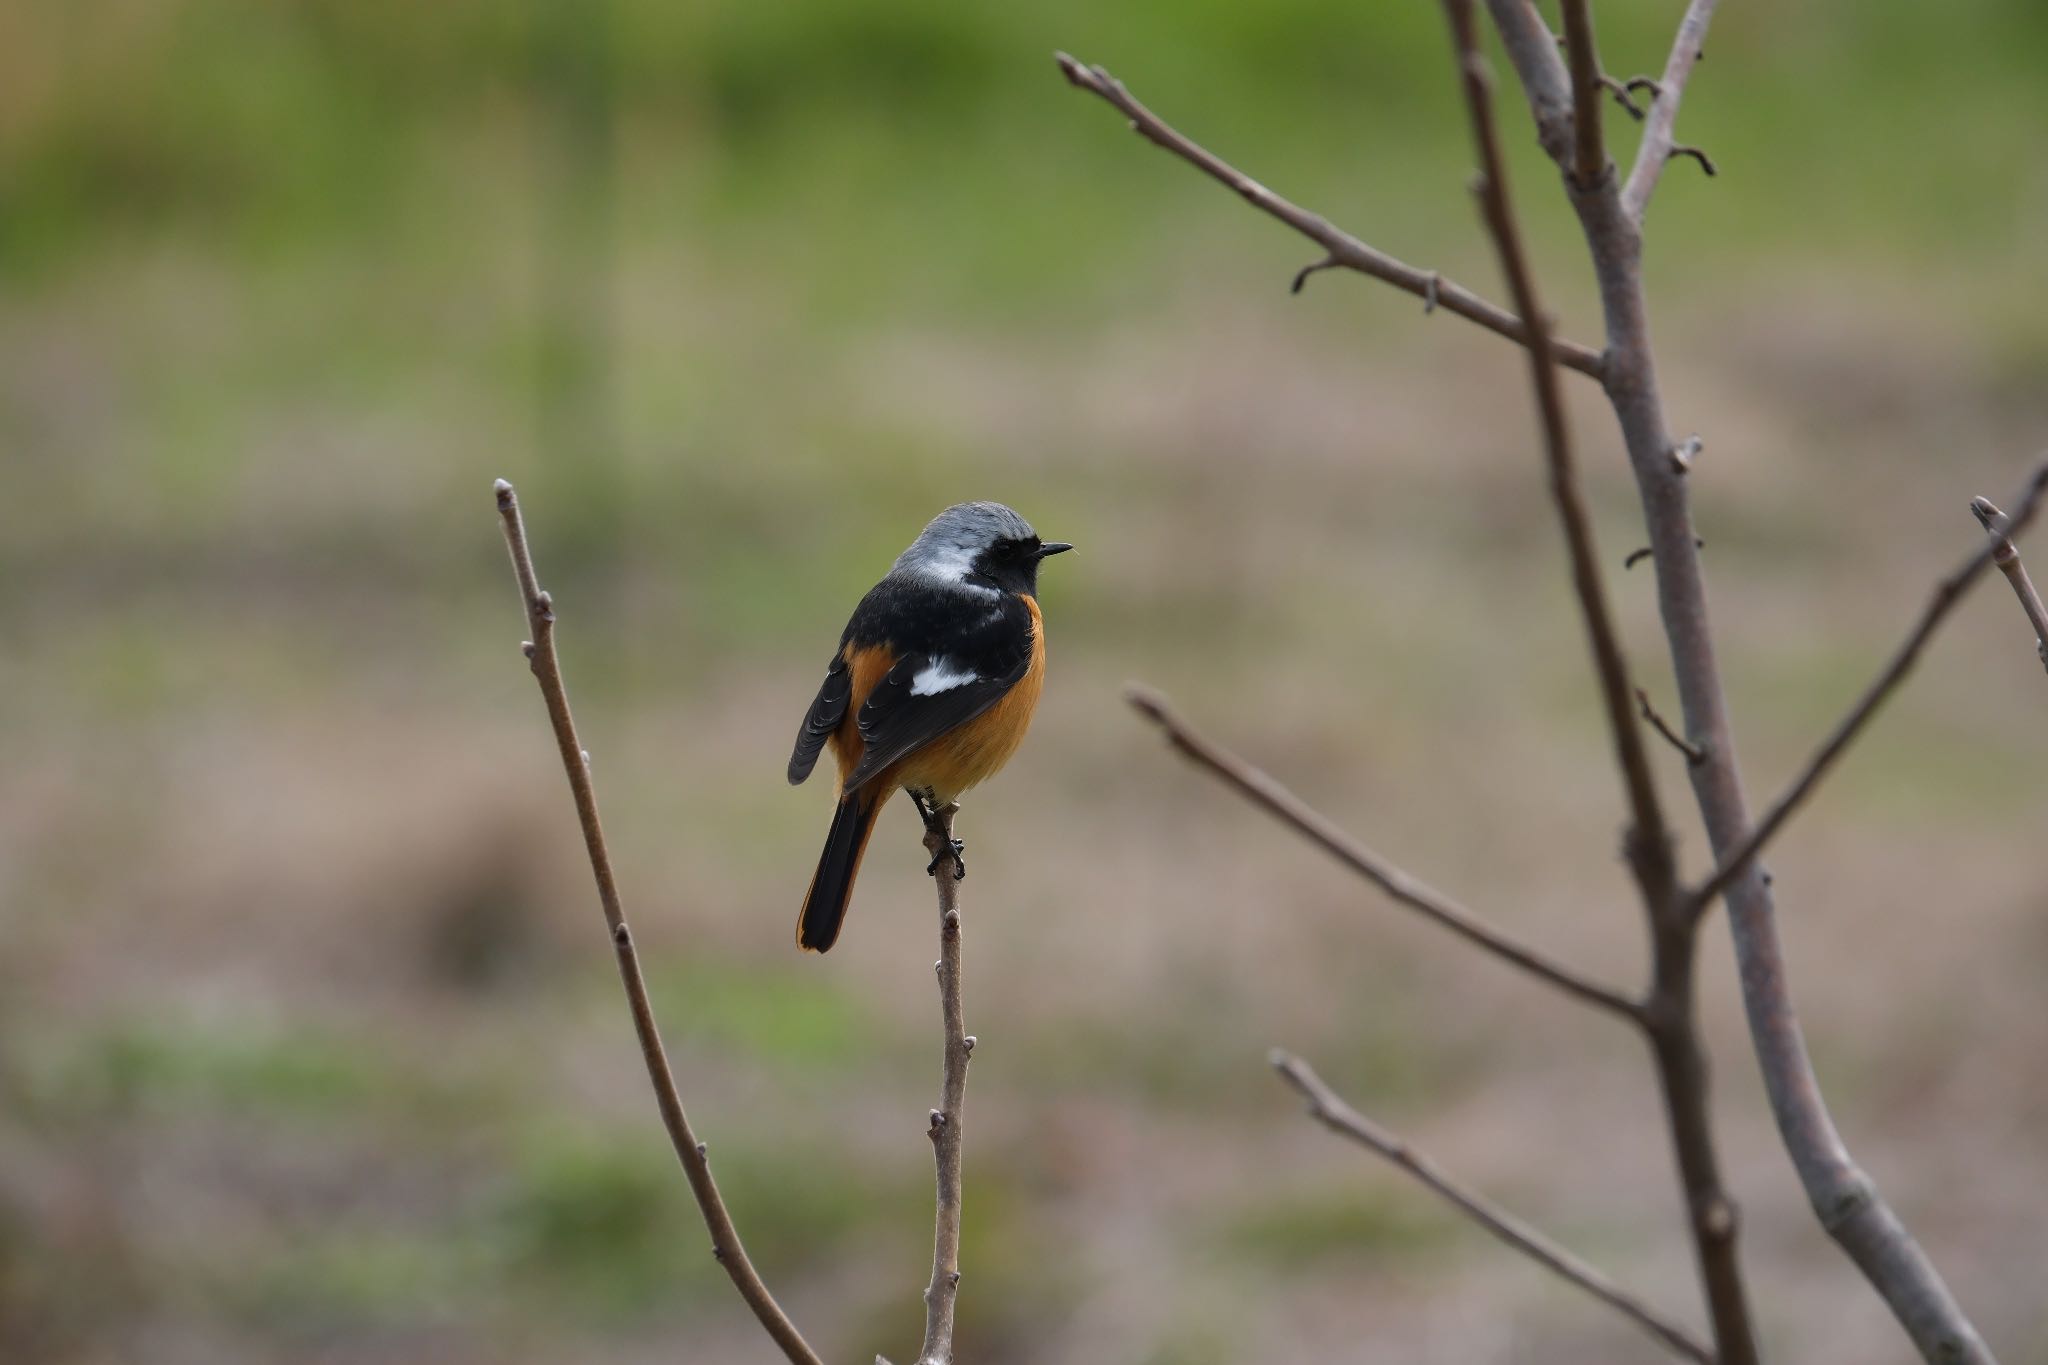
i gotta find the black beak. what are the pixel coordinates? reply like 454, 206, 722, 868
1035, 541, 1074, 559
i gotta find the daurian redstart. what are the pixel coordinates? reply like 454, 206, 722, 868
787, 502, 1071, 952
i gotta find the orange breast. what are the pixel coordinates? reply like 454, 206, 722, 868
828, 597, 1047, 806
899, 596, 1045, 804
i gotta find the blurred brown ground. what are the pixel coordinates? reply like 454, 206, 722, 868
4, 3, 2048, 1363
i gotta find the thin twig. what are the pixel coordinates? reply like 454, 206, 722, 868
1685, 459, 2048, 921
1637, 687, 1706, 765
1054, 52, 1606, 381
1272, 1051, 1712, 1364
1970, 494, 2048, 673
1667, 144, 1718, 177
1597, 74, 1647, 121
1127, 686, 1641, 1021
1621, 0, 1721, 221
916, 805, 971, 1365
1558, 0, 1609, 188
1441, 0, 1676, 909
493, 480, 823, 1365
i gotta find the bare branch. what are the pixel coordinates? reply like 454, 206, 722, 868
1471, 0, 1991, 1344
1636, 687, 1706, 765
1053, 52, 1606, 380
1621, 0, 1721, 221
1686, 458, 2048, 921
493, 480, 823, 1365
1970, 494, 2048, 673
1446, 8, 1760, 1357
1127, 686, 1640, 1021
1439, 0, 1676, 909
1481, 0, 1576, 162
1272, 1051, 1712, 1364
1558, 0, 1609, 188
916, 804, 972, 1365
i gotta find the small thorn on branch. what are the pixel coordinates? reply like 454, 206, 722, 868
1670, 434, 1704, 474
1668, 143, 1717, 177
1597, 74, 1647, 121
1290, 254, 1340, 294
1636, 687, 1706, 765
1624, 535, 1706, 570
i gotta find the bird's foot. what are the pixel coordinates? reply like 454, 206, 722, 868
926, 838, 966, 880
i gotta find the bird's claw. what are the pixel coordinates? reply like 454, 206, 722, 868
926, 838, 966, 879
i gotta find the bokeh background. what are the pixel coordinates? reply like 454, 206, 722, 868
5, 2, 2048, 1362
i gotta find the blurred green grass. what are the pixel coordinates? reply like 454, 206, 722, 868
6, 0, 2047, 578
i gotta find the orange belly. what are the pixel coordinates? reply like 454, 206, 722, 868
830, 595, 1046, 805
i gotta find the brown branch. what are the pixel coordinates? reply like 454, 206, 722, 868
1127, 686, 1641, 1021
493, 480, 823, 1365
1441, 1, 1676, 913
1637, 687, 1706, 765
1449, 7, 1760, 1359
1621, 0, 1721, 221
1558, 0, 1609, 189
1053, 52, 1606, 381
1971, 494, 2048, 673
1685, 459, 2048, 921
1477, 0, 1997, 1344
1272, 1051, 1712, 1364
916, 804, 972, 1365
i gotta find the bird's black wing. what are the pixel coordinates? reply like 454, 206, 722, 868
841, 599, 1036, 793
787, 650, 852, 785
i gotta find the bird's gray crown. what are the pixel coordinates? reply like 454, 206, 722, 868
891, 502, 1037, 582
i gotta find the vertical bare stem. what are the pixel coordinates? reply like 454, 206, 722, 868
1558, 0, 1609, 189
1440, 7, 1758, 1359
493, 480, 824, 1365
917, 805, 971, 1365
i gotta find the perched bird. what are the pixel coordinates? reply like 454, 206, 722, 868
787, 502, 1071, 953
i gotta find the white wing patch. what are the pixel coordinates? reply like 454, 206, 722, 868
910, 658, 980, 696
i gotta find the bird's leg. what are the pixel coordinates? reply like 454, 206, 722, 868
909, 790, 966, 879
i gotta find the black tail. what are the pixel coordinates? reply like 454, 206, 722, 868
798, 789, 884, 953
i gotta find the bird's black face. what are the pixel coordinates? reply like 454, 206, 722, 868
971, 534, 1072, 596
